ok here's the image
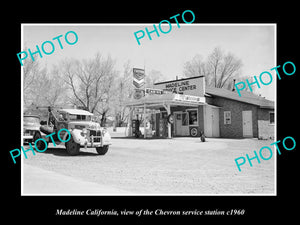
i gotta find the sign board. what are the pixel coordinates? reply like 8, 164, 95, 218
133, 108, 160, 114
133, 89, 145, 99
154, 76, 205, 97
145, 88, 164, 95
224, 111, 231, 124
174, 94, 205, 103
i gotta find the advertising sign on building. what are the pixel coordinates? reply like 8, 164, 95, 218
133, 68, 145, 89
145, 88, 164, 95
174, 94, 205, 103
224, 111, 231, 125
133, 89, 145, 99
154, 76, 205, 97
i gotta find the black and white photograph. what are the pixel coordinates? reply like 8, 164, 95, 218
6, 5, 298, 224
21, 24, 276, 195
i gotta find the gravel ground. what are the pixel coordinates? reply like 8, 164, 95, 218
22, 137, 275, 195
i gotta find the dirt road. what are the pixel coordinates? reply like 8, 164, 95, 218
22, 137, 275, 195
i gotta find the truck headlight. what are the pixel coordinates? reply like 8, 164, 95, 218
81, 128, 87, 136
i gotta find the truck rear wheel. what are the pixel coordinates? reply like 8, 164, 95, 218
96, 145, 109, 155
65, 136, 80, 155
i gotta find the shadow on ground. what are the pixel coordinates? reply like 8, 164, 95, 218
35, 147, 99, 157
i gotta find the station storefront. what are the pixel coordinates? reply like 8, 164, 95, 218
126, 93, 207, 138
125, 75, 274, 139
125, 76, 220, 138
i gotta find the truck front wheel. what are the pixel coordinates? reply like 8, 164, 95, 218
96, 145, 109, 155
33, 132, 47, 150
65, 136, 80, 155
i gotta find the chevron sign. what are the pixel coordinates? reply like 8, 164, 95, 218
133, 68, 145, 88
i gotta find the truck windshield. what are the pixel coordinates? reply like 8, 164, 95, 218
69, 114, 91, 121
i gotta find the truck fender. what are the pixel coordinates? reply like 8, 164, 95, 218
35, 130, 47, 139
63, 129, 81, 144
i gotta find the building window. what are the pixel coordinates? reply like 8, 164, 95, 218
188, 110, 198, 125
269, 112, 274, 125
224, 111, 231, 125
182, 112, 188, 126
161, 111, 168, 119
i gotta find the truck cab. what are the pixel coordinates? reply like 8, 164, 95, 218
37, 108, 111, 155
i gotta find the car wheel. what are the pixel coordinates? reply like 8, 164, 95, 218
96, 145, 109, 155
65, 136, 80, 155
33, 132, 40, 143
33, 132, 47, 150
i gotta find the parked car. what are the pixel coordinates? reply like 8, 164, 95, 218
23, 115, 40, 143
35, 107, 111, 155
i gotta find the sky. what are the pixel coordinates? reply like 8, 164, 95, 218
22, 24, 276, 100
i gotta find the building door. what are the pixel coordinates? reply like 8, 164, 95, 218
212, 107, 220, 137
174, 112, 189, 136
204, 105, 212, 137
181, 112, 190, 135
242, 110, 253, 137
175, 112, 182, 136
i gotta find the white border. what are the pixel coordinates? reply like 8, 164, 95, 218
20, 23, 277, 196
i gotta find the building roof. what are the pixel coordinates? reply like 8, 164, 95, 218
154, 75, 204, 85
205, 87, 274, 109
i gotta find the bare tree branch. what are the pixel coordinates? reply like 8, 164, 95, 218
183, 47, 243, 90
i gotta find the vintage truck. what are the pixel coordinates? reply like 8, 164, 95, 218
23, 115, 41, 143
34, 107, 111, 155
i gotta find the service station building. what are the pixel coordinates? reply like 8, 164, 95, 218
125, 76, 274, 139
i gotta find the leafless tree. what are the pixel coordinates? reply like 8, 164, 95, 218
183, 54, 207, 78
145, 69, 165, 88
183, 47, 243, 90
23, 52, 67, 108
94, 73, 115, 127
112, 60, 134, 126
23, 50, 41, 105
60, 53, 117, 126
207, 47, 224, 87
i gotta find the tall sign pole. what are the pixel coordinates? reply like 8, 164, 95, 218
132, 67, 146, 138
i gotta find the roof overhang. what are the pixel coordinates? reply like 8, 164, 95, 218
125, 93, 206, 108
259, 105, 274, 109
205, 88, 274, 109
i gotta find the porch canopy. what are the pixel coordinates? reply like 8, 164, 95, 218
125, 93, 206, 138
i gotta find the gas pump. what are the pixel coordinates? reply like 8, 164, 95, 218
132, 115, 141, 138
